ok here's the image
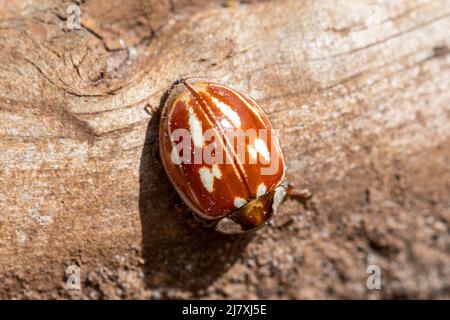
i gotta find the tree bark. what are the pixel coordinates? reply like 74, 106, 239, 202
0, 0, 449, 299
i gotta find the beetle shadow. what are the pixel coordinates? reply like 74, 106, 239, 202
138, 91, 252, 298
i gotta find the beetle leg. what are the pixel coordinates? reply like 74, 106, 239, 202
144, 103, 158, 115
288, 188, 313, 202
189, 210, 217, 228
174, 202, 187, 213
173, 201, 214, 228
286, 180, 313, 203
144, 104, 162, 162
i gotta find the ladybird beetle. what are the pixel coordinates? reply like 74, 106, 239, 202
158, 78, 297, 234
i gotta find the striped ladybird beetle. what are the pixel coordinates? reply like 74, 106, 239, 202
156, 78, 310, 234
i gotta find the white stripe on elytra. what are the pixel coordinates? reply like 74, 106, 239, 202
212, 96, 241, 127
167, 97, 201, 210
196, 92, 244, 183
222, 85, 285, 162
234, 197, 247, 208
188, 107, 203, 148
256, 183, 267, 197
215, 84, 267, 127
248, 138, 270, 162
199, 164, 222, 193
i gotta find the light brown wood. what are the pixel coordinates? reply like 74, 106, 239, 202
0, 0, 449, 299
